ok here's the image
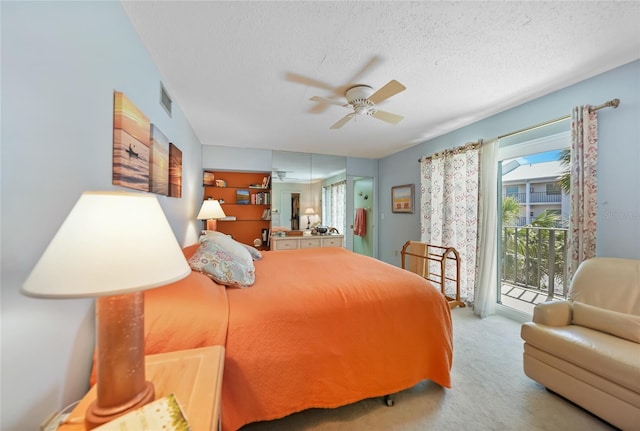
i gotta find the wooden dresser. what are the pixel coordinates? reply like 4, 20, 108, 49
270, 234, 344, 250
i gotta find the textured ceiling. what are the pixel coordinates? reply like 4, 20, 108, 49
122, 1, 640, 159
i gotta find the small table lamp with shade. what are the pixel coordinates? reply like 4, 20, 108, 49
197, 198, 226, 231
304, 207, 315, 230
22, 191, 191, 429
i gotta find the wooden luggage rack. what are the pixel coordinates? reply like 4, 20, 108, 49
401, 241, 465, 309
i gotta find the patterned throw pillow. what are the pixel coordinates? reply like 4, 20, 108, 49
188, 237, 255, 288
242, 244, 263, 260
200, 230, 263, 260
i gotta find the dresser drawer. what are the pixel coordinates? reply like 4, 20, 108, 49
272, 239, 298, 250
322, 237, 343, 247
300, 238, 322, 249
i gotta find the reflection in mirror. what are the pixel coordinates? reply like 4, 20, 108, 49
271, 151, 345, 232
313, 154, 347, 235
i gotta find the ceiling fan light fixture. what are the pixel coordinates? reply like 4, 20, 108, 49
312, 80, 406, 129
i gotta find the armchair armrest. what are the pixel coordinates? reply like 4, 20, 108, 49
532, 300, 572, 326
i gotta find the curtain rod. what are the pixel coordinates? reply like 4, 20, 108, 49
497, 98, 620, 140
418, 140, 482, 163
417, 98, 620, 163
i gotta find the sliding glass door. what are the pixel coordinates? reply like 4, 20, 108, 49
497, 132, 570, 319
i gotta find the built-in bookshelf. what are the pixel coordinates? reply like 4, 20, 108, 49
203, 170, 271, 248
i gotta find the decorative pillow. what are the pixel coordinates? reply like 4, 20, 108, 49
242, 244, 263, 260
200, 230, 262, 260
572, 301, 640, 343
188, 237, 255, 288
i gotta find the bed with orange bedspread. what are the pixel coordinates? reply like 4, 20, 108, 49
142, 246, 453, 431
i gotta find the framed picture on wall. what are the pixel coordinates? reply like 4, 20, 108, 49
391, 184, 415, 214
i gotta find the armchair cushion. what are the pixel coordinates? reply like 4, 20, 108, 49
572, 301, 640, 343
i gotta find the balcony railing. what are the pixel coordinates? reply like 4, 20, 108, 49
500, 225, 569, 300
504, 192, 563, 204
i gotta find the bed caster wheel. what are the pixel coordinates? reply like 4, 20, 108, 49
384, 395, 394, 407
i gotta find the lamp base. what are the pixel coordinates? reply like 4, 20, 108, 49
85, 381, 154, 429
86, 293, 155, 429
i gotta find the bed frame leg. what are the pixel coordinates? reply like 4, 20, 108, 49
383, 394, 394, 407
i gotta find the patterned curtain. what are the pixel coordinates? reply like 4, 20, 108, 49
325, 180, 346, 234
568, 106, 598, 278
420, 143, 480, 303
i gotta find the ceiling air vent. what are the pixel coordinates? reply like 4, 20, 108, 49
160, 82, 172, 117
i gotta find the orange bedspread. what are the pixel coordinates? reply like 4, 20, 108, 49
127, 246, 452, 431
222, 247, 452, 431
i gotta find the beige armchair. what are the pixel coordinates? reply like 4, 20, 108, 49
521, 257, 640, 430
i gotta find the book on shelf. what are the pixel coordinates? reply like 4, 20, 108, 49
261, 208, 271, 220
220, 215, 237, 221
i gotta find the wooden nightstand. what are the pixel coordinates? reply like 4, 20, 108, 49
58, 346, 225, 431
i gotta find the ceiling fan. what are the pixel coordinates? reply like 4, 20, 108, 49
285, 56, 381, 113
309, 80, 406, 129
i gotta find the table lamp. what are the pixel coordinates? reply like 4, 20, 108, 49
22, 191, 191, 429
197, 198, 226, 231
304, 207, 315, 230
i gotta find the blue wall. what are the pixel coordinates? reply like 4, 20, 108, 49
378, 60, 640, 266
1, 2, 204, 429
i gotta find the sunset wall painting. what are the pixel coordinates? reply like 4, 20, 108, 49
169, 143, 182, 198
150, 124, 169, 196
112, 91, 182, 198
112, 92, 151, 192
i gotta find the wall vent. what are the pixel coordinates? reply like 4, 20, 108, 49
160, 82, 172, 117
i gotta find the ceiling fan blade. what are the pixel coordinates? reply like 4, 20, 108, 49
334, 56, 382, 96
330, 114, 354, 129
368, 80, 406, 104
346, 55, 381, 85
371, 110, 404, 125
285, 72, 335, 91
310, 96, 348, 107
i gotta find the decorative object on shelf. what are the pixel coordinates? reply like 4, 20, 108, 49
236, 189, 250, 204
215, 179, 227, 187
203, 171, 216, 186
22, 191, 190, 428
391, 184, 415, 213
197, 198, 226, 231
253, 238, 262, 247
304, 207, 315, 230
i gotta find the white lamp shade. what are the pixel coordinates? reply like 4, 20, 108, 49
304, 207, 315, 215
22, 191, 191, 298
197, 199, 226, 220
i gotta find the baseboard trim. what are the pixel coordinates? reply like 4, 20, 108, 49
496, 303, 532, 323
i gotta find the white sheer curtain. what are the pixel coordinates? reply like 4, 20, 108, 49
473, 139, 499, 317
568, 105, 598, 278
420, 143, 480, 304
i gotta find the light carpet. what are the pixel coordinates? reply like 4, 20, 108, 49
241, 307, 615, 430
